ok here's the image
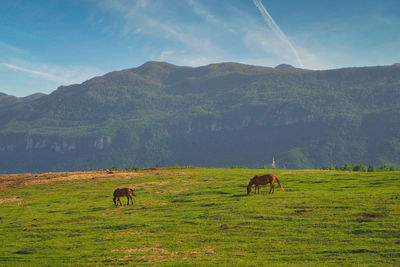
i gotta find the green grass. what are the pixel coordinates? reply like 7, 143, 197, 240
0, 168, 399, 266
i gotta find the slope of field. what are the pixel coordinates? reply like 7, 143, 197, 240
0, 168, 399, 265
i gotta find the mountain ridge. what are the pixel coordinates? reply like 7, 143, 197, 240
1, 61, 400, 173
0, 92, 46, 108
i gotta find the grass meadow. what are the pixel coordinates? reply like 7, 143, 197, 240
0, 168, 399, 266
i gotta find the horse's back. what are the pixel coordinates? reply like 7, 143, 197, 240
253, 174, 276, 184
114, 187, 130, 197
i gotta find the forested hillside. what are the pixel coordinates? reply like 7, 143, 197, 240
1, 61, 399, 173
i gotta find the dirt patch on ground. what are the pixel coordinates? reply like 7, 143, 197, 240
0, 170, 197, 189
0, 171, 139, 189
0, 196, 23, 204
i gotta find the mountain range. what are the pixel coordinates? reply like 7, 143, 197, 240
1, 61, 400, 173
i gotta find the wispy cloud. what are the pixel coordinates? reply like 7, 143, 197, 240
253, 0, 304, 68
0, 41, 26, 55
187, 0, 220, 25
0, 39, 105, 96
95, 0, 228, 66
0, 61, 104, 88
1, 63, 69, 83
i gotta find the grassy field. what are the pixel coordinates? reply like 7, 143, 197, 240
0, 168, 399, 266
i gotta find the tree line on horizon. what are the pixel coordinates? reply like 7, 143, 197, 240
321, 163, 398, 172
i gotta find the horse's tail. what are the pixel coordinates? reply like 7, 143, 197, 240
275, 177, 284, 191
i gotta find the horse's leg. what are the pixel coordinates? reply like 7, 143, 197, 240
273, 180, 276, 194
130, 196, 133, 204
118, 197, 122, 206
269, 182, 274, 194
126, 196, 130, 205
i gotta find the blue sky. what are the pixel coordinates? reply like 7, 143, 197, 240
1, 0, 399, 97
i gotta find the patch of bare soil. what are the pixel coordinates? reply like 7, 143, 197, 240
0, 170, 198, 189
115, 246, 216, 262
0, 196, 23, 204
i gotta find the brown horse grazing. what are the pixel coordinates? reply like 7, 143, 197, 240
113, 188, 136, 206
247, 174, 284, 195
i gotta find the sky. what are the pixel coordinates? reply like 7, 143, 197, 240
1, 0, 399, 97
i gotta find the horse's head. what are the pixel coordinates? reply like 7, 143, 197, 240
130, 188, 136, 197
247, 183, 252, 195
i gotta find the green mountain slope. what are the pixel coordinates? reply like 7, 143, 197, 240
0, 92, 45, 108
1, 62, 400, 173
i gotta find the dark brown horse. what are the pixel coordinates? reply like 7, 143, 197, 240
247, 174, 284, 195
113, 188, 135, 206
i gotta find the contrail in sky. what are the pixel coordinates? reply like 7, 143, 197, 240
253, 0, 304, 68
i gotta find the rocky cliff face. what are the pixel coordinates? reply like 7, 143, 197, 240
1, 135, 112, 153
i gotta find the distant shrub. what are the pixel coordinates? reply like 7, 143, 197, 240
378, 164, 390, 171
352, 164, 367, 172
367, 165, 375, 172
321, 165, 335, 170
343, 163, 352, 171
321, 163, 398, 172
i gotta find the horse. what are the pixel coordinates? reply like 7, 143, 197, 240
113, 188, 136, 206
247, 174, 284, 195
